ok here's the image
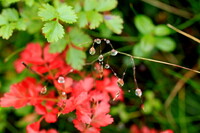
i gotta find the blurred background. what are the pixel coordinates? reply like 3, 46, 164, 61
0, 0, 200, 132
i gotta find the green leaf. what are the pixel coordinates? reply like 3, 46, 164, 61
87, 11, 103, 29
0, 23, 15, 39
66, 47, 86, 70
134, 15, 155, 34
21, 6, 43, 34
104, 15, 123, 34
0, 15, 8, 26
154, 25, 171, 36
84, 0, 97, 11
155, 37, 176, 52
38, 4, 57, 21
25, 0, 34, 6
15, 19, 26, 30
69, 28, 92, 47
2, 8, 19, 22
140, 34, 155, 52
96, 0, 117, 12
49, 37, 69, 53
1, 0, 20, 6
57, 4, 77, 24
42, 21, 64, 42
77, 12, 88, 28
133, 43, 151, 57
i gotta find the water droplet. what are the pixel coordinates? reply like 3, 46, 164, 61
98, 54, 104, 62
114, 73, 117, 76
105, 64, 110, 69
58, 76, 65, 83
95, 38, 101, 44
70, 69, 74, 72
62, 92, 66, 96
106, 39, 110, 44
111, 49, 118, 56
40, 86, 47, 94
117, 78, 124, 87
89, 47, 96, 55
135, 88, 142, 97
128, 90, 131, 93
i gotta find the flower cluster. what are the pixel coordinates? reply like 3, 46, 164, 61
0, 43, 123, 133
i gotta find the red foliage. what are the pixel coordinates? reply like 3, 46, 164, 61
0, 77, 42, 108
0, 43, 124, 132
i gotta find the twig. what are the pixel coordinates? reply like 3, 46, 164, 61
167, 24, 200, 43
141, 0, 193, 19
165, 65, 198, 108
117, 51, 200, 74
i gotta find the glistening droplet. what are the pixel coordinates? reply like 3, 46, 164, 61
95, 38, 101, 44
128, 90, 131, 93
135, 88, 142, 97
117, 78, 124, 87
98, 54, 104, 62
62, 92, 66, 96
58, 76, 65, 83
105, 64, 110, 69
89, 47, 96, 55
106, 39, 110, 44
40, 86, 47, 94
111, 49, 118, 56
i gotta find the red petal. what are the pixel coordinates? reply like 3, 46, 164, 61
35, 104, 47, 115
43, 45, 59, 63
91, 114, 113, 128
26, 121, 40, 133
20, 43, 44, 65
45, 112, 57, 123
0, 77, 41, 108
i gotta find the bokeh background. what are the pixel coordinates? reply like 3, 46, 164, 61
0, 0, 200, 132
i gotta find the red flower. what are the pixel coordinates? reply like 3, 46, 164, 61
0, 77, 42, 108
96, 76, 123, 101
27, 121, 58, 133
14, 43, 64, 74
35, 104, 58, 123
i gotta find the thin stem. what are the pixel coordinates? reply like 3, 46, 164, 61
22, 62, 45, 78
131, 57, 139, 89
167, 24, 200, 43
117, 51, 200, 74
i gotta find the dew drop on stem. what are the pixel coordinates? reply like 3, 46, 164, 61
117, 78, 124, 87
95, 38, 101, 44
40, 86, 47, 94
111, 49, 118, 56
89, 46, 96, 55
135, 88, 142, 97
62, 92, 66, 96
58, 76, 65, 83
98, 54, 104, 62
106, 39, 110, 44
105, 64, 110, 69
